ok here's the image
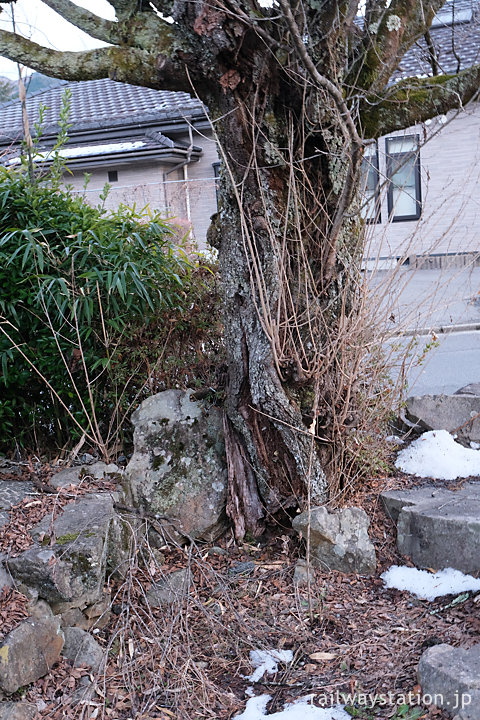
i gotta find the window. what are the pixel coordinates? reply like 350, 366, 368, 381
108, 170, 118, 183
386, 135, 421, 222
361, 142, 381, 223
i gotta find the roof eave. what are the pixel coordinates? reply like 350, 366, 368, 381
3, 146, 202, 171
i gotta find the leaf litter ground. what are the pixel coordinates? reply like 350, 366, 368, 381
1, 464, 479, 720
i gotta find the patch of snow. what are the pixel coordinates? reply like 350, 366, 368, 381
381, 565, 480, 601
58, 141, 146, 158
7, 141, 146, 165
237, 695, 270, 719
395, 429, 480, 480
386, 435, 404, 445
235, 695, 350, 719
247, 650, 293, 683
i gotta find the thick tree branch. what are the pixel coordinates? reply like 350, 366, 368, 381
349, 0, 447, 93
0, 29, 189, 91
105, 0, 138, 18
40, 1, 169, 52
39, 0, 117, 44
364, 0, 387, 27
278, 0, 361, 147
344, 0, 361, 30
360, 64, 480, 137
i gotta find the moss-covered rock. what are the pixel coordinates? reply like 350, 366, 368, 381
0, 614, 64, 694
7, 495, 119, 610
124, 389, 228, 541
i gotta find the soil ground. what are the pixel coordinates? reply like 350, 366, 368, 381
0, 462, 479, 720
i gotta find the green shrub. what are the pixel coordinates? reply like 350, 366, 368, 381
108, 264, 225, 405
0, 166, 192, 453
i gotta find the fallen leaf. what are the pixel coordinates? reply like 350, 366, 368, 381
309, 651, 336, 661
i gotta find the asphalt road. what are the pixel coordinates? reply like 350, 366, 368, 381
368, 265, 480, 331
398, 330, 480, 396
369, 264, 480, 396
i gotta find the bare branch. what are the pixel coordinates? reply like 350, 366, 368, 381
277, 0, 362, 147
39, 0, 117, 44
361, 65, 480, 137
424, 28, 440, 76
0, 28, 189, 91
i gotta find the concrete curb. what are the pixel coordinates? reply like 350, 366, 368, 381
398, 322, 480, 338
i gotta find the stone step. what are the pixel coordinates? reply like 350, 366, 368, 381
418, 643, 480, 720
382, 483, 480, 575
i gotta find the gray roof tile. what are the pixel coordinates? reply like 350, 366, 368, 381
397, 11, 480, 80
0, 77, 206, 141
356, 0, 480, 82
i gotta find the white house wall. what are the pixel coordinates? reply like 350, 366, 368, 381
366, 102, 480, 262
66, 162, 169, 213
173, 129, 219, 247
60, 102, 480, 263
64, 129, 219, 251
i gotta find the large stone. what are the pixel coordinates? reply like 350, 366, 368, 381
382, 483, 480, 574
418, 643, 480, 720
0, 555, 12, 591
50, 462, 121, 489
124, 390, 228, 542
0, 615, 64, 694
0, 481, 34, 529
382, 485, 439, 522
62, 627, 104, 671
145, 568, 190, 606
405, 394, 480, 443
455, 383, 480, 397
59, 607, 89, 630
292, 506, 376, 575
0, 702, 37, 720
106, 513, 132, 580
7, 494, 117, 608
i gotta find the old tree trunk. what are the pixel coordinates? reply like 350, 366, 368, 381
2, 0, 480, 536
206, 48, 363, 537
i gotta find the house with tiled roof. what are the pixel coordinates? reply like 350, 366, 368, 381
1, 3, 480, 265
363, 0, 480, 266
0, 78, 219, 248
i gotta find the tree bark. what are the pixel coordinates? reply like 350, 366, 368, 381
205, 56, 363, 536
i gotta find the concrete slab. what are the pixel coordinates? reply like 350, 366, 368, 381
382, 483, 480, 574
405, 394, 480, 443
418, 643, 480, 720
